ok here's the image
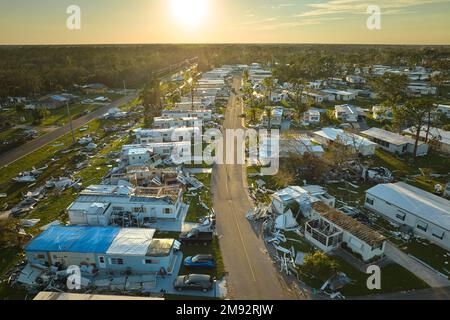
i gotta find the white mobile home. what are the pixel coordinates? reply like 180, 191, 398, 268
134, 127, 200, 144
161, 109, 212, 121
153, 117, 202, 129
302, 92, 324, 104
365, 182, 450, 251
334, 105, 365, 123
261, 107, 284, 128
26, 226, 179, 275
271, 185, 336, 216
259, 135, 325, 160
321, 89, 356, 101
68, 184, 186, 226
313, 128, 377, 156
302, 109, 321, 125
436, 104, 450, 118
122, 142, 192, 166
372, 106, 393, 121
403, 126, 450, 155
362, 127, 429, 156
305, 202, 386, 262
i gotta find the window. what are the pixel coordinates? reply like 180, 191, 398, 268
416, 220, 428, 232
99, 257, 105, 263
366, 197, 374, 206
163, 208, 172, 215
36, 254, 45, 259
144, 259, 160, 264
110, 258, 124, 265
133, 207, 142, 213
395, 211, 406, 221
432, 228, 445, 240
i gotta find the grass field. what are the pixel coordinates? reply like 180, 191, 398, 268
401, 238, 450, 278
295, 251, 429, 297
184, 173, 213, 223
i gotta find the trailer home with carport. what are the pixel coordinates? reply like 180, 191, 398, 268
305, 202, 386, 262
313, 127, 377, 156
361, 127, 429, 156
365, 182, 450, 251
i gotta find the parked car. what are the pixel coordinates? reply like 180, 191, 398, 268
174, 274, 214, 292
184, 254, 215, 268
179, 229, 213, 245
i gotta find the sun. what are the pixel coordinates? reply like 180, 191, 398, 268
170, 0, 209, 27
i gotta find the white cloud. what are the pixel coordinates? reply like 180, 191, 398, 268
295, 0, 449, 17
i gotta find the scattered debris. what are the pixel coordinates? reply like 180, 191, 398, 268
40, 220, 62, 231
363, 167, 394, 183
20, 219, 41, 227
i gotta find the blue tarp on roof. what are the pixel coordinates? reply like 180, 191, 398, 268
26, 226, 120, 254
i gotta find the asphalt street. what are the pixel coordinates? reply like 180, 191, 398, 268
211, 77, 297, 300
0, 93, 138, 168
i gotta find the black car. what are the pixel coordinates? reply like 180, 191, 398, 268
179, 230, 213, 245
173, 274, 214, 292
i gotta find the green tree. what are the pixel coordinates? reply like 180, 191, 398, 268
290, 78, 309, 122
302, 251, 339, 282
15, 103, 26, 121
370, 73, 409, 102
140, 78, 161, 127
262, 77, 276, 106
393, 98, 437, 159
31, 108, 49, 125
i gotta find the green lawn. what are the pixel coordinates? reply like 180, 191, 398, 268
401, 239, 450, 279
296, 253, 429, 297
184, 173, 213, 223
372, 149, 449, 193
154, 231, 225, 280
336, 258, 430, 297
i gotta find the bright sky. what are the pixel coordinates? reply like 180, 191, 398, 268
0, 0, 449, 45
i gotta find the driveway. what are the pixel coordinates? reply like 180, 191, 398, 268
211, 77, 297, 300
385, 242, 450, 288
0, 93, 138, 168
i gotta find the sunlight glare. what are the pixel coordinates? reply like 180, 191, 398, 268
170, 0, 209, 27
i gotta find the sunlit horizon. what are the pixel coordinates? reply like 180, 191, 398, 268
0, 0, 449, 45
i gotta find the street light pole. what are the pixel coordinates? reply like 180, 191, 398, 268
66, 100, 75, 144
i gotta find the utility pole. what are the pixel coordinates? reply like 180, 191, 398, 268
66, 101, 75, 144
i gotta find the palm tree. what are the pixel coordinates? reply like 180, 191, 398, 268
184, 67, 198, 111
262, 77, 276, 106
264, 106, 273, 129
291, 78, 309, 122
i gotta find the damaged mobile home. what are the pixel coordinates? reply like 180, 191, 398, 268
25, 226, 180, 275
67, 184, 187, 227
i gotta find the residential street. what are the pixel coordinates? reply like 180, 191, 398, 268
211, 77, 297, 300
0, 93, 138, 168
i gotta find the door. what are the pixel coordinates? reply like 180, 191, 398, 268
98, 256, 106, 269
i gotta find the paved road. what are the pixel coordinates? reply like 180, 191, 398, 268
211, 77, 297, 300
385, 242, 450, 288
0, 93, 138, 168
